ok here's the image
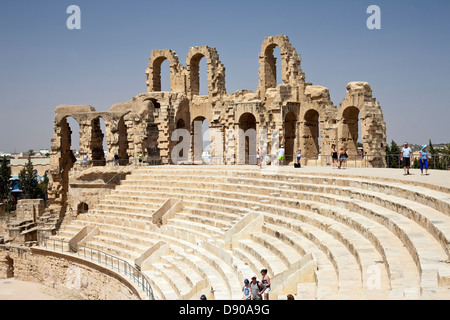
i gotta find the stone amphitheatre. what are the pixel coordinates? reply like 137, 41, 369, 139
1, 35, 449, 300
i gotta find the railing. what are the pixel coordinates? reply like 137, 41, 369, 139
38, 236, 154, 300
187, 153, 450, 169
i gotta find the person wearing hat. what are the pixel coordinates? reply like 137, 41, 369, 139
242, 279, 251, 300
419, 144, 429, 175
401, 142, 413, 175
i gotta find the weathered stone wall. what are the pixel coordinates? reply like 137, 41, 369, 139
15, 199, 45, 222
48, 34, 387, 224
0, 246, 143, 300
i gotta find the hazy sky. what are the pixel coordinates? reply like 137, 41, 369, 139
0, 0, 449, 153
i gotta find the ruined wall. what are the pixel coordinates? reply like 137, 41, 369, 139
1, 246, 143, 299
48, 35, 387, 226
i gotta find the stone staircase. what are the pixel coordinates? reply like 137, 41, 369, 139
49, 166, 450, 300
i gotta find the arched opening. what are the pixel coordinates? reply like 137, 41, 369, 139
149, 98, 161, 109
118, 116, 129, 165
263, 44, 283, 90
145, 123, 160, 164
189, 53, 209, 96
284, 112, 297, 164
77, 202, 88, 215
151, 56, 171, 92
90, 117, 106, 166
60, 116, 78, 169
4, 255, 14, 278
175, 118, 186, 159
238, 113, 257, 164
65, 117, 80, 156
341, 106, 360, 159
303, 109, 320, 159
191, 116, 210, 163
160, 59, 171, 92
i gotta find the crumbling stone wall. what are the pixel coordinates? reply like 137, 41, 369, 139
15, 199, 45, 222
1, 246, 143, 299
48, 35, 387, 224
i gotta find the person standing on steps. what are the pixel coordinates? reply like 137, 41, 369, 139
338, 148, 346, 169
331, 144, 338, 168
250, 275, 264, 300
242, 279, 251, 300
278, 146, 285, 166
419, 144, 429, 175
401, 142, 413, 175
260, 269, 271, 300
296, 148, 302, 168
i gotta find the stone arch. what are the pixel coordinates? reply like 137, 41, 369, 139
58, 116, 79, 170
191, 116, 209, 163
302, 109, 320, 158
339, 106, 360, 158
147, 49, 181, 92
257, 35, 305, 99
90, 116, 107, 166
173, 101, 190, 160
238, 112, 257, 164
117, 115, 129, 165
284, 112, 297, 164
77, 202, 88, 215
186, 46, 226, 97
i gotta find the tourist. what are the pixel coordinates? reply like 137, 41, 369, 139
338, 148, 347, 169
296, 148, 301, 168
401, 142, 413, 175
250, 275, 264, 300
278, 146, 285, 166
82, 154, 88, 167
139, 153, 143, 165
242, 279, 251, 300
114, 154, 119, 166
287, 294, 295, 300
331, 144, 338, 168
200, 294, 207, 300
257, 148, 261, 168
419, 144, 429, 175
260, 269, 271, 300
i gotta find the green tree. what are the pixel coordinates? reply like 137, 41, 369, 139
386, 140, 401, 168
0, 156, 12, 208
18, 156, 40, 199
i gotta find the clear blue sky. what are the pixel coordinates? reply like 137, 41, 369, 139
0, 0, 449, 153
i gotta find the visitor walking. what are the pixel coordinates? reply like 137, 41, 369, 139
242, 279, 251, 300
250, 275, 264, 300
278, 146, 285, 166
331, 144, 338, 168
260, 269, 271, 300
114, 154, 119, 166
419, 144, 429, 175
401, 142, 413, 175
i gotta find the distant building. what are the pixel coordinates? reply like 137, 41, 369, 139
10, 158, 50, 176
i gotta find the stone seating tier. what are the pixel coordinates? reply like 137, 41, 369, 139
50, 166, 450, 300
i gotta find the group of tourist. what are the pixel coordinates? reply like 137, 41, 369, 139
401, 142, 429, 175
330, 145, 348, 169
241, 269, 271, 300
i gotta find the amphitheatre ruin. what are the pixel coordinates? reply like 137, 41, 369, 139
1, 35, 449, 300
